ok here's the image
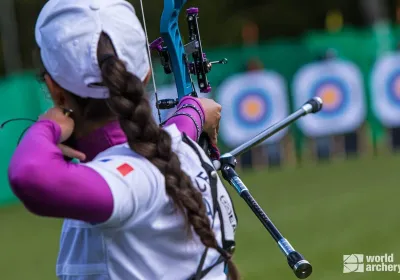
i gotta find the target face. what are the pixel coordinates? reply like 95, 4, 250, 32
371, 53, 400, 127
311, 78, 349, 118
234, 90, 272, 128
386, 70, 400, 106
293, 60, 366, 137
217, 70, 289, 147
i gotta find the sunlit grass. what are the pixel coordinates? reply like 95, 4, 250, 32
1, 154, 400, 279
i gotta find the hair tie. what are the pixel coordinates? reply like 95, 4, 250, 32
99, 54, 115, 68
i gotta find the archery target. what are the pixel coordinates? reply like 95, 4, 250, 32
293, 60, 366, 137
217, 70, 289, 147
387, 71, 400, 106
234, 90, 272, 127
312, 78, 348, 117
371, 53, 400, 127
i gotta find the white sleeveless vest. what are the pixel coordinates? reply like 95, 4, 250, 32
55, 124, 238, 280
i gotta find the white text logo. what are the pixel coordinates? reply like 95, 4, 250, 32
343, 254, 400, 273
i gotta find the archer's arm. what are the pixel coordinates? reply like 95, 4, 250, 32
7, 97, 205, 223
8, 120, 115, 223
164, 96, 205, 141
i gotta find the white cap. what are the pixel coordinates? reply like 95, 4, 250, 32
35, 0, 150, 99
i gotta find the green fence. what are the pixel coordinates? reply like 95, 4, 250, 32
1, 26, 399, 205
0, 72, 52, 205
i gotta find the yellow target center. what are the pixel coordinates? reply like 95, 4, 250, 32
320, 86, 338, 107
243, 99, 261, 118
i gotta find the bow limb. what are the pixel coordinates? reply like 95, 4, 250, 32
160, 0, 194, 99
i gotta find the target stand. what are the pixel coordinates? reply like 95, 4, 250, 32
236, 134, 296, 170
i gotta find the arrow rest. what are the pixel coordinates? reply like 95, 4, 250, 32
156, 98, 179, 110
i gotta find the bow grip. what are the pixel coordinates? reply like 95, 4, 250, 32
198, 132, 209, 155
198, 132, 220, 160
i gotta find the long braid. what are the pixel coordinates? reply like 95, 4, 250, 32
97, 32, 239, 279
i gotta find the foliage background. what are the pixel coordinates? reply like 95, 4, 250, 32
2, 1, 400, 280
1, 0, 398, 77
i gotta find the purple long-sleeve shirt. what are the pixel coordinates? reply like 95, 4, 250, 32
8, 96, 205, 223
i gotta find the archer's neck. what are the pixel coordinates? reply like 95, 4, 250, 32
73, 120, 127, 162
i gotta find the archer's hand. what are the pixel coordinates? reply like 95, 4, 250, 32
58, 144, 86, 161
198, 98, 221, 146
40, 107, 75, 143
39, 107, 86, 161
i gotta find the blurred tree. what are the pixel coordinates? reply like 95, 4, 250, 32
0, 0, 398, 76
0, 0, 22, 74
14, 0, 45, 73
325, 9, 344, 32
242, 21, 260, 45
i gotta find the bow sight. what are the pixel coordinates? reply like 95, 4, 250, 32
150, 7, 227, 110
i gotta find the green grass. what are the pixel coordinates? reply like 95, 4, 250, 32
2, 154, 400, 279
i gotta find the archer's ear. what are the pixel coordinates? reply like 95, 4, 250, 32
44, 74, 67, 107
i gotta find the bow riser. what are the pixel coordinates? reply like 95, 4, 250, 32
160, 0, 194, 99
150, 1, 228, 111
148, 0, 227, 157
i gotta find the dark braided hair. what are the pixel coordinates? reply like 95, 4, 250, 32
63, 32, 239, 279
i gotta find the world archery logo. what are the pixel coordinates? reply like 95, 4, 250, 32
343, 254, 364, 273
343, 253, 400, 273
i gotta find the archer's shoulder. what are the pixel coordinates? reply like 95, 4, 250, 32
84, 144, 161, 183
163, 123, 184, 145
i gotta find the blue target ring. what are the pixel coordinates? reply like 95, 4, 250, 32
233, 89, 271, 128
309, 77, 349, 118
386, 70, 400, 107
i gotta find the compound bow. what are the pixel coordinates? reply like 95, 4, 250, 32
139, 0, 320, 278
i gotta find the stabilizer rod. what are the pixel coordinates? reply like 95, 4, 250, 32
217, 97, 323, 279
